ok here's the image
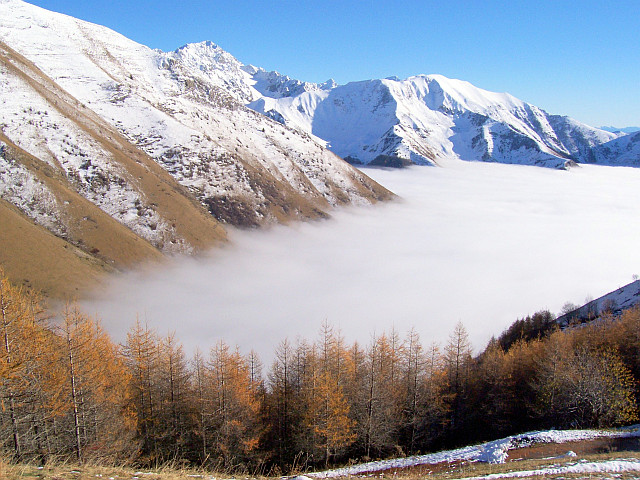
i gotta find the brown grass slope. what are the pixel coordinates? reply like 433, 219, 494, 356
0, 199, 113, 298
0, 41, 230, 297
0, 40, 227, 251
0, 133, 164, 268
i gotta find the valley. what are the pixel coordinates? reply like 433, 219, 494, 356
83, 162, 640, 360
1, 1, 640, 475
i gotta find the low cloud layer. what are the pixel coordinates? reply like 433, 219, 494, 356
83, 162, 640, 362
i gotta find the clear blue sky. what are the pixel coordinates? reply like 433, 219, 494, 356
27, 0, 639, 127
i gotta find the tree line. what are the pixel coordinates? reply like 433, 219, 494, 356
1, 269, 638, 472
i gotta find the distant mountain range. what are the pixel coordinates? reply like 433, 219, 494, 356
0, 0, 638, 296
165, 41, 640, 169
600, 126, 640, 134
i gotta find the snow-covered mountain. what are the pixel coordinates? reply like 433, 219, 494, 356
0, 0, 392, 294
150, 35, 625, 169
0, 0, 395, 296
1, 0, 636, 296
249, 74, 623, 168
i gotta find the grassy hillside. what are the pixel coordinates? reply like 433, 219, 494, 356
1, 41, 228, 297
0, 200, 116, 298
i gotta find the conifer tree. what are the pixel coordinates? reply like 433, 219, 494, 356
358, 332, 405, 458
155, 332, 194, 460
400, 329, 426, 453
0, 272, 32, 458
123, 319, 160, 460
0, 271, 60, 460
59, 304, 135, 462
265, 339, 301, 468
303, 370, 355, 466
207, 341, 261, 469
444, 322, 472, 434
192, 348, 209, 462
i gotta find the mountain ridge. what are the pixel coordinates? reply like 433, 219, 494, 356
600, 126, 640, 134
0, 0, 392, 296
164, 38, 635, 169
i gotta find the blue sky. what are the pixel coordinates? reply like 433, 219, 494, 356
28, 0, 639, 127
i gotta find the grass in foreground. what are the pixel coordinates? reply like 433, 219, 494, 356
3, 451, 640, 480
0, 459, 228, 480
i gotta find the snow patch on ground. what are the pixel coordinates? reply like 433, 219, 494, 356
308, 425, 640, 477
458, 459, 640, 479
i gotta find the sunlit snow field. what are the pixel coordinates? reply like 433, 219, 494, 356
84, 162, 640, 361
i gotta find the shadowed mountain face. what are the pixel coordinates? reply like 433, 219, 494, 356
0, 0, 392, 296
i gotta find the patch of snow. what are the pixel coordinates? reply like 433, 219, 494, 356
458, 459, 640, 479
0, 148, 65, 235
308, 425, 640, 477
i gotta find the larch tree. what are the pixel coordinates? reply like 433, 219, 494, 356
444, 322, 472, 433
265, 338, 306, 468
123, 319, 160, 461
400, 328, 426, 453
58, 304, 135, 462
303, 370, 355, 466
155, 332, 194, 460
0, 272, 36, 458
207, 341, 261, 469
358, 332, 405, 458
192, 348, 209, 462
0, 271, 61, 460
342, 341, 368, 457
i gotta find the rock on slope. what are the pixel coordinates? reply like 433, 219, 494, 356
0, 0, 392, 295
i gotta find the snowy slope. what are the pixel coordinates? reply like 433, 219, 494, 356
556, 279, 640, 326
0, 0, 391, 259
24, 6, 611, 172
591, 131, 640, 166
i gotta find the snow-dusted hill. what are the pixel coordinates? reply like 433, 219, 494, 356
556, 278, 640, 326
0, 0, 392, 292
306, 425, 640, 477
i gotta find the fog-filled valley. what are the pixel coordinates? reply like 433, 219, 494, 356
79, 162, 640, 361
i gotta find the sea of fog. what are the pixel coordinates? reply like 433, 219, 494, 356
83, 162, 640, 362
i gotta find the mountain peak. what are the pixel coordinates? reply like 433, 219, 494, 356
0, 0, 393, 293
172, 40, 240, 67
175, 40, 221, 53
249, 70, 618, 167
